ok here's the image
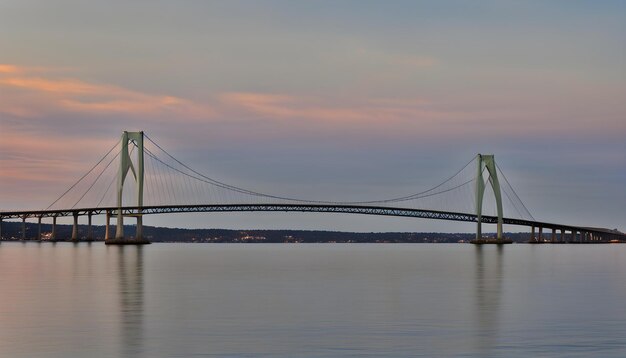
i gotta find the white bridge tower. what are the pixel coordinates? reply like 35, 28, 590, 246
475, 154, 505, 242
106, 131, 150, 245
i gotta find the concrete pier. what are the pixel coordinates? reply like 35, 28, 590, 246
106, 214, 150, 245
51, 216, 57, 241
105, 211, 111, 241
87, 212, 93, 241
71, 212, 79, 241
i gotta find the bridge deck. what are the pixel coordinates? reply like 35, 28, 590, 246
1, 204, 622, 237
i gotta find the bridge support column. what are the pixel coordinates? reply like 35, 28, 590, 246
115, 212, 124, 240
538, 227, 543, 242
71, 212, 79, 241
136, 215, 143, 241
105, 211, 111, 241
551, 228, 556, 243
560, 229, 565, 243
0, 217, 2, 240
37, 216, 42, 241
51, 216, 57, 241
530, 226, 536, 242
22, 216, 26, 240
87, 212, 93, 241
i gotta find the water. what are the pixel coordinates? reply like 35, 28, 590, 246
1, 243, 625, 357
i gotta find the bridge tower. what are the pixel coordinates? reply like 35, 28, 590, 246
107, 131, 150, 245
475, 154, 505, 242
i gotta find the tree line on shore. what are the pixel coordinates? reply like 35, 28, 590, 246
0, 221, 533, 243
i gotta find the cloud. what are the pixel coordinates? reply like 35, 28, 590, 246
0, 77, 111, 95
0, 126, 121, 209
220, 92, 441, 122
220, 92, 369, 122
0, 64, 215, 119
0, 64, 22, 73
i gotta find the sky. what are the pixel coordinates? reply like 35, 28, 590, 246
1, 0, 625, 233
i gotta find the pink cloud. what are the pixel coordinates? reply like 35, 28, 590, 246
0, 64, 22, 73
2, 62, 624, 146
0, 76, 115, 95
0, 64, 215, 119
0, 127, 121, 208
220, 92, 453, 126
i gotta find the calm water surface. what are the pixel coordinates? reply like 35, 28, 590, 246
1, 242, 625, 357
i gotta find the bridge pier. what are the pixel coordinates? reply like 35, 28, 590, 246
22, 216, 26, 240
538, 227, 543, 242
560, 229, 565, 243
0, 217, 2, 240
530, 226, 536, 242
115, 211, 124, 240
51, 216, 57, 241
107, 214, 149, 245
136, 214, 143, 241
551, 228, 556, 243
37, 216, 42, 241
71, 212, 79, 241
87, 212, 93, 241
105, 211, 111, 240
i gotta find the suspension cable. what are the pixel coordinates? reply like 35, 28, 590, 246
144, 133, 477, 204
46, 138, 120, 209
495, 163, 534, 220
72, 148, 121, 208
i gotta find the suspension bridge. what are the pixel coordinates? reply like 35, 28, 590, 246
1, 131, 623, 244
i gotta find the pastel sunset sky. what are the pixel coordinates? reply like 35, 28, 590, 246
1, 1, 624, 232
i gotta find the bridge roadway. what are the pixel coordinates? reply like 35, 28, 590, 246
1, 204, 623, 241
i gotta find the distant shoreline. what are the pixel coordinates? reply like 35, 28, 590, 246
1, 221, 532, 243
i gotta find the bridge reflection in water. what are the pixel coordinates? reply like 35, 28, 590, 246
473, 245, 504, 356
113, 246, 145, 357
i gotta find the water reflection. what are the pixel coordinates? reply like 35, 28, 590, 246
115, 246, 145, 357
473, 245, 504, 356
